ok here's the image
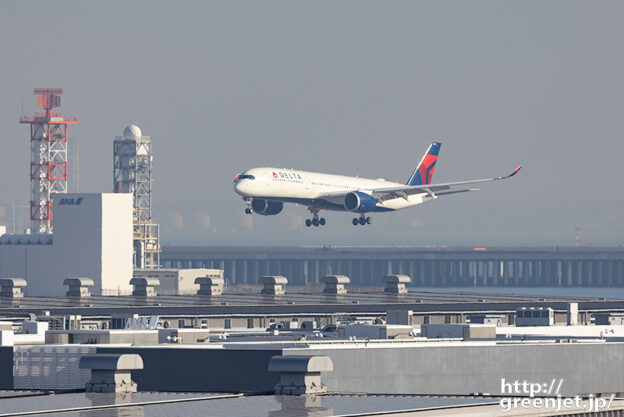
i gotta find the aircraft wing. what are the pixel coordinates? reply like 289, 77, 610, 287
370, 165, 523, 202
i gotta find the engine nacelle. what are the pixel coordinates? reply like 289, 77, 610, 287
343, 191, 377, 212
251, 199, 284, 216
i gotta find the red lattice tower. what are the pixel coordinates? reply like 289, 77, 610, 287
19, 89, 77, 233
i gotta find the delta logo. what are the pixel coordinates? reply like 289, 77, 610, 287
272, 171, 303, 181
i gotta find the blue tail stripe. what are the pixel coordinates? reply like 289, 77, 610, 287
427, 142, 442, 156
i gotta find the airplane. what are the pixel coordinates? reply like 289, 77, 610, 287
233, 142, 522, 227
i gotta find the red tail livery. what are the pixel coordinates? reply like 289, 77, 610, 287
407, 142, 441, 186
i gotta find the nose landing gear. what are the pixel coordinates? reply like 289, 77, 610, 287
353, 214, 372, 226
244, 198, 253, 214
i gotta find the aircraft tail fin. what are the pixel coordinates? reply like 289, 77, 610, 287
406, 142, 441, 185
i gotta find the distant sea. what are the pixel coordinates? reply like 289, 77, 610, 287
409, 286, 624, 300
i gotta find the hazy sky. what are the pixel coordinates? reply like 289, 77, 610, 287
1, 1, 623, 247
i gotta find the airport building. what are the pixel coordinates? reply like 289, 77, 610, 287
0, 193, 133, 296
133, 268, 224, 295
162, 245, 624, 287
2, 289, 624, 415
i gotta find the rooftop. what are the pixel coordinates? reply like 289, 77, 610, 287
0, 391, 500, 417
0, 289, 610, 318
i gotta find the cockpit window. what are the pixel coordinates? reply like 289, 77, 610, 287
234, 174, 255, 183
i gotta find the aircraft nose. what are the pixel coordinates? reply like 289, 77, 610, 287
234, 181, 247, 196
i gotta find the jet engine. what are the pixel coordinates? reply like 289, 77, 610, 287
251, 199, 284, 215
343, 191, 377, 212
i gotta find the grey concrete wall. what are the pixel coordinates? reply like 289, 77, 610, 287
0, 347, 12, 389
97, 347, 283, 392
286, 342, 624, 396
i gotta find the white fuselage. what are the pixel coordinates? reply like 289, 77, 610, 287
234, 167, 431, 212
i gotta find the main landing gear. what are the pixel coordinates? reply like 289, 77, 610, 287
306, 208, 326, 227
352, 214, 372, 226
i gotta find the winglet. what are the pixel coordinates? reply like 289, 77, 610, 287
508, 165, 523, 177
496, 165, 523, 180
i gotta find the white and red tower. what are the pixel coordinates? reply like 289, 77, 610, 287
20, 89, 77, 233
